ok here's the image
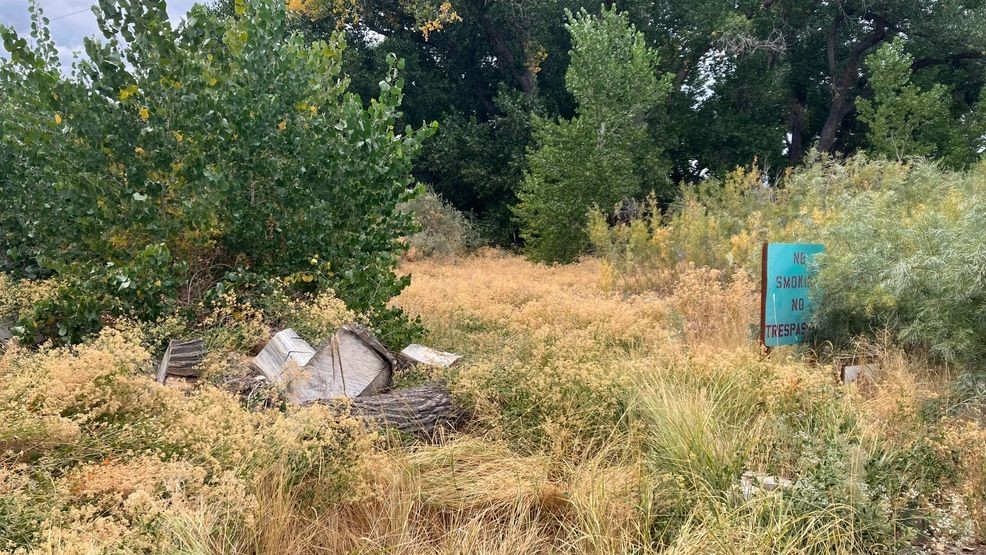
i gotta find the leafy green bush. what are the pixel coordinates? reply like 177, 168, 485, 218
0, 0, 434, 343
415, 90, 536, 247
515, 6, 672, 263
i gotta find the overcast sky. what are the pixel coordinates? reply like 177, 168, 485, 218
1, 0, 200, 71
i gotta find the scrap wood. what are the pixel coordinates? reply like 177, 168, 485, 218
156, 338, 205, 384
399, 344, 461, 368
290, 324, 395, 403
249, 324, 396, 404
346, 381, 461, 439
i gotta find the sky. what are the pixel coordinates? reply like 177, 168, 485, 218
0, 0, 200, 71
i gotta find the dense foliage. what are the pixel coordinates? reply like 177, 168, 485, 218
590, 155, 986, 365
0, 3, 982, 553
515, 7, 671, 263
857, 39, 953, 162
280, 0, 985, 248
0, 0, 434, 343
814, 162, 986, 365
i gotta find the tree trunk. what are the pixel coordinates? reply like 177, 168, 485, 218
482, 15, 536, 96
787, 98, 807, 164
348, 381, 462, 439
816, 93, 856, 152
817, 18, 888, 152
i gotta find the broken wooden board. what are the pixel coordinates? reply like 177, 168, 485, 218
155, 339, 205, 384
0, 319, 12, 345
249, 329, 315, 383
835, 354, 880, 385
841, 363, 880, 384
288, 324, 395, 404
399, 344, 460, 368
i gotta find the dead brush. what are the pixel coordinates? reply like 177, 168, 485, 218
667, 266, 758, 350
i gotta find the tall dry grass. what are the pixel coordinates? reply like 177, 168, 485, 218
0, 251, 982, 553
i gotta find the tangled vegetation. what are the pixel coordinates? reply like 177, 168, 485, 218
1, 253, 982, 553
591, 155, 986, 364
0, 0, 983, 553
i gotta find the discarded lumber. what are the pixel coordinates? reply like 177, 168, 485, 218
399, 344, 461, 368
348, 381, 460, 438
249, 329, 316, 383
289, 324, 396, 404
156, 339, 205, 384
250, 325, 396, 405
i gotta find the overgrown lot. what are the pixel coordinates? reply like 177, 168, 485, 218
1, 252, 983, 553
1, 1, 983, 553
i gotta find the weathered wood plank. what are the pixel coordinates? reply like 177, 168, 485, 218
156, 339, 205, 384
289, 324, 394, 404
399, 344, 461, 368
249, 329, 315, 383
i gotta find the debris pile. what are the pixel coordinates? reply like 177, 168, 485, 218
249, 325, 396, 404
154, 324, 462, 437
248, 324, 462, 437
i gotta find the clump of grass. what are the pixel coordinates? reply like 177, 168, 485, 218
636, 367, 762, 493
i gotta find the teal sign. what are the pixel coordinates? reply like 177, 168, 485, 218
760, 243, 824, 347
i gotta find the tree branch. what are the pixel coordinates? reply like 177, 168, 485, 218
912, 51, 986, 71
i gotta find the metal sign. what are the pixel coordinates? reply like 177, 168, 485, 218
760, 242, 824, 348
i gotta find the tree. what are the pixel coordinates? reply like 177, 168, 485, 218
857, 40, 950, 161
414, 89, 538, 245
628, 0, 986, 172
515, 7, 672, 263
0, 0, 434, 342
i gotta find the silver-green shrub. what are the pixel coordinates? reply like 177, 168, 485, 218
814, 160, 986, 364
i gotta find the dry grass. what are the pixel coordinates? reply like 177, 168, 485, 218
1, 251, 983, 553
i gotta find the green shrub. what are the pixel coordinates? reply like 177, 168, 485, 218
0, 0, 434, 343
813, 161, 986, 364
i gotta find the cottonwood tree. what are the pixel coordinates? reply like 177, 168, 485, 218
625, 0, 986, 174
515, 7, 671, 263
857, 40, 951, 161
0, 0, 433, 342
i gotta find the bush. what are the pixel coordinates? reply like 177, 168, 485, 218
813, 161, 986, 364
589, 166, 779, 290
0, 0, 434, 343
400, 187, 480, 260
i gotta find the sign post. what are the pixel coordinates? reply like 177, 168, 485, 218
760, 242, 824, 350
